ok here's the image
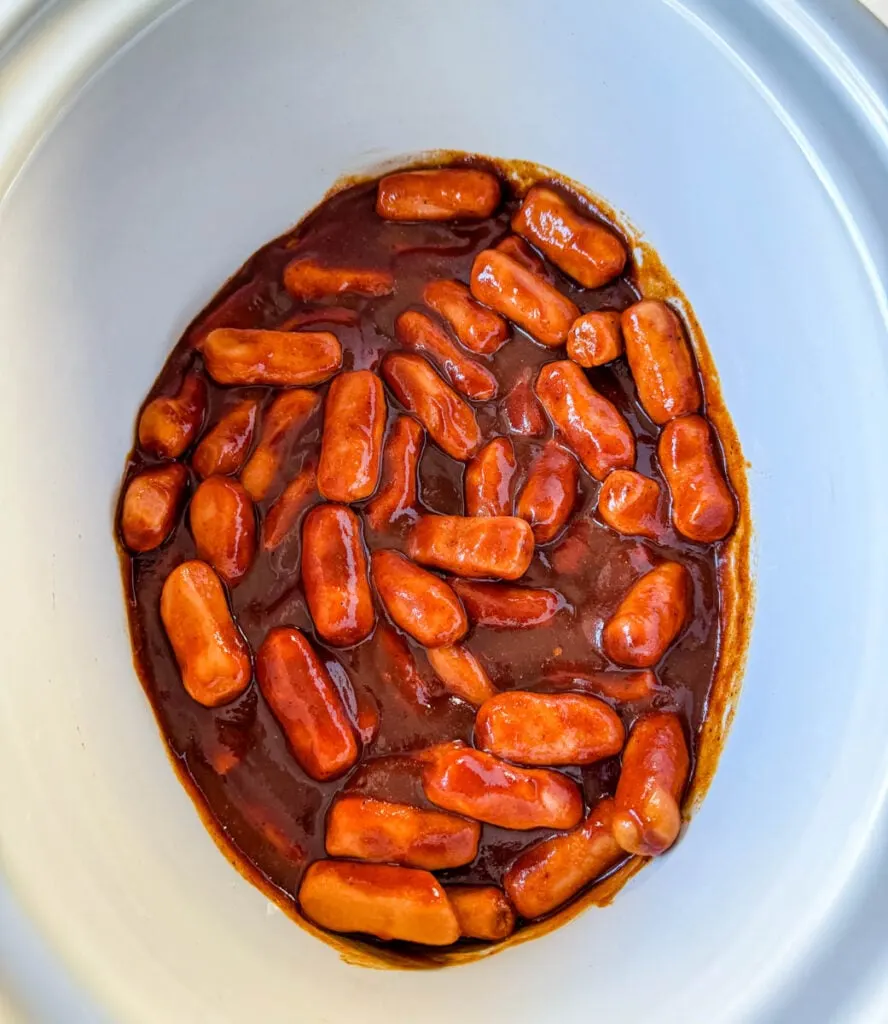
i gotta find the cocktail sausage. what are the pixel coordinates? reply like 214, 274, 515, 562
160, 561, 251, 707
262, 462, 318, 550
282, 258, 394, 300
364, 416, 424, 531
317, 370, 386, 502
535, 361, 635, 479
192, 398, 260, 478
512, 186, 627, 288
256, 627, 358, 780
121, 464, 187, 552
465, 437, 517, 517
189, 475, 256, 585
621, 301, 701, 424
598, 469, 664, 540
567, 311, 623, 367
240, 390, 320, 500
613, 713, 690, 856
426, 645, 497, 707
658, 414, 736, 542
138, 374, 206, 458
302, 504, 375, 646
422, 279, 509, 355
447, 887, 516, 941
602, 562, 691, 668
371, 550, 467, 648
376, 168, 501, 221
516, 440, 579, 543
407, 515, 534, 580
396, 310, 498, 401
203, 328, 342, 386
451, 580, 563, 629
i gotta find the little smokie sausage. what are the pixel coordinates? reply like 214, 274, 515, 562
325, 794, 480, 869
282, 258, 394, 300
381, 352, 481, 461
189, 475, 256, 585
317, 370, 386, 502
613, 712, 690, 856
535, 361, 635, 479
426, 645, 497, 706
371, 550, 468, 648
494, 235, 552, 280
516, 440, 579, 543
192, 397, 260, 478
503, 798, 623, 918
658, 414, 736, 542
262, 462, 318, 550
395, 310, 498, 401
503, 367, 547, 436
598, 469, 664, 540
202, 328, 342, 386
256, 627, 358, 780
407, 514, 534, 580
373, 619, 434, 707
512, 186, 627, 289
422, 279, 509, 355
299, 861, 460, 945
421, 742, 583, 830
470, 249, 579, 347
542, 665, 660, 704
160, 560, 251, 708
567, 310, 623, 367
138, 373, 206, 458
621, 300, 701, 424
465, 437, 517, 517
447, 887, 516, 941
451, 580, 563, 629
602, 562, 691, 668
240, 390, 321, 500
121, 464, 187, 553
302, 504, 375, 646
376, 168, 501, 221
476, 691, 624, 766
364, 416, 424, 531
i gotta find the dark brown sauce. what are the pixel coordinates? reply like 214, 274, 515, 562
119, 163, 741, 961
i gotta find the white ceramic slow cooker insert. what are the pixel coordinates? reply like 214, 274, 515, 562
1, 1, 887, 1021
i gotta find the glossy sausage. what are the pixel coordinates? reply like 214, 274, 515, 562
476, 691, 624, 765
541, 666, 660, 703
325, 794, 480, 869
395, 310, 498, 401
282, 258, 394, 300
256, 627, 358, 780
299, 860, 460, 945
567, 310, 623, 367
426, 645, 497, 707
613, 712, 690, 856
494, 235, 552, 280
465, 437, 517, 517
317, 370, 386, 502
450, 580, 563, 629
203, 328, 342, 386
512, 186, 627, 288
364, 416, 424, 531
240, 390, 321, 501
407, 514, 534, 580
189, 475, 256, 585
447, 887, 516, 941
422, 279, 509, 355
301, 504, 375, 646
371, 550, 468, 647
470, 249, 579, 347
535, 361, 635, 479
121, 464, 187, 553
373, 620, 434, 707
621, 301, 701, 424
658, 414, 736, 542
503, 367, 547, 437
262, 462, 318, 550
138, 374, 206, 458
381, 352, 481, 461
160, 560, 251, 707
421, 742, 583, 830
376, 168, 501, 221
602, 562, 691, 668
598, 469, 664, 540
192, 397, 260, 478
503, 798, 623, 918
516, 440, 579, 543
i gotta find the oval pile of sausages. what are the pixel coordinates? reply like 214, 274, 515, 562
120, 166, 737, 949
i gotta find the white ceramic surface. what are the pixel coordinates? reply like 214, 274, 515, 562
1, 1, 887, 1022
